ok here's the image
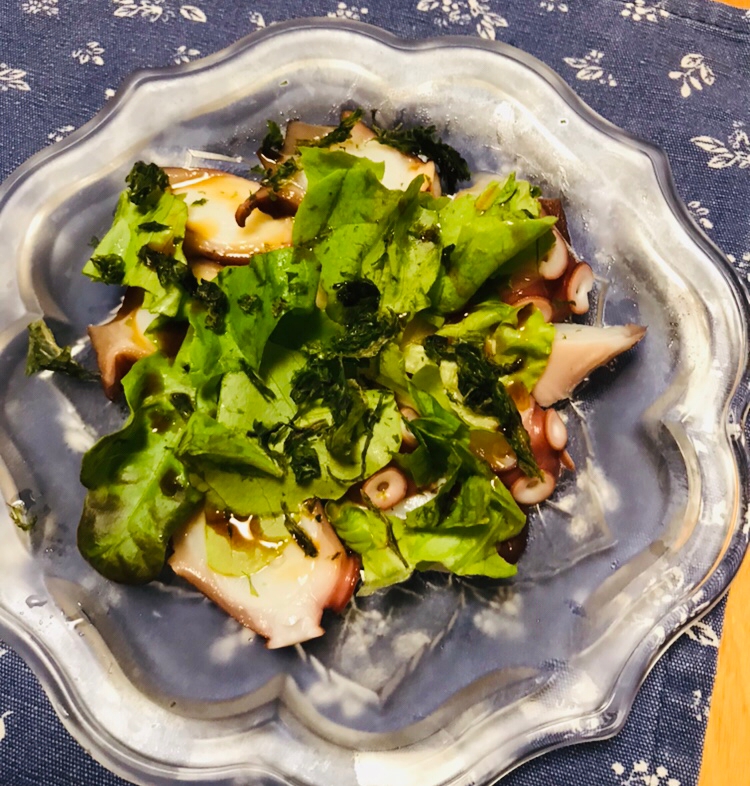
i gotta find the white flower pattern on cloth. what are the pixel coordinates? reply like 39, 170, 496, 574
249, 10, 266, 28
416, 0, 508, 40
72, 42, 105, 66
112, 0, 206, 23
692, 122, 750, 170
328, 2, 369, 19
563, 50, 617, 86
685, 620, 720, 648
669, 54, 715, 98
0, 710, 12, 744
540, 0, 568, 11
47, 124, 75, 143
687, 200, 713, 230
21, 0, 58, 15
611, 760, 680, 786
173, 45, 200, 64
620, 0, 669, 23
691, 689, 710, 723
728, 252, 750, 287
0, 62, 30, 92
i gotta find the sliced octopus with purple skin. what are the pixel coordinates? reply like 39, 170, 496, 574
170, 503, 360, 649
59, 111, 647, 648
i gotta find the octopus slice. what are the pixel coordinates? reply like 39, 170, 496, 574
361, 466, 409, 510
272, 118, 441, 196
166, 169, 294, 263
88, 288, 157, 400
335, 118, 441, 196
169, 504, 360, 649
277, 121, 332, 160
89, 287, 191, 399
533, 323, 647, 407
538, 228, 570, 281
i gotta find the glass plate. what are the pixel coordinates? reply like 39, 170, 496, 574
1, 19, 748, 786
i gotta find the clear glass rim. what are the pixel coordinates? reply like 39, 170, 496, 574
1, 17, 749, 786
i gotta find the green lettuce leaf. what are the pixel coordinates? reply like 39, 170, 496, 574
329, 389, 525, 593
217, 342, 303, 431
325, 504, 412, 594
192, 389, 402, 517
295, 149, 442, 318
437, 302, 554, 393
77, 353, 203, 583
429, 176, 556, 313
373, 340, 410, 399
395, 384, 470, 487
372, 184, 442, 317
186, 246, 320, 379
220, 248, 319, 370
297, 154, 552, 321
299, 146, 384, 190
420, 336, 541, 478
176, 411, 283, 478
83, 165, 189, 317
328, 472, 523, 594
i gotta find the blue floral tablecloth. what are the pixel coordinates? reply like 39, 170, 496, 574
1, 1, 749, 784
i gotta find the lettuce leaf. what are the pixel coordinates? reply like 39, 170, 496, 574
295, 149, 442, 318
437, 302, 554, 393
374, 186, 442, 317
325, 504, 413, 594
299, 146, 385, 190
297, 156, 554, 319
77, 353, 203, 583
329, 388, 525, 593
83, 168, 189, 317
186, 246, 319, 379
176, 411, 283, 478
329, 474, 523, 594
429, 176, 556, 313
420, 336, 541, 478
190, 388, 401, 517
217, 342, 303, 430
395, 384, 470, 487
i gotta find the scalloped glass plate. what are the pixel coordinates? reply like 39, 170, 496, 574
1, 19, 749, 786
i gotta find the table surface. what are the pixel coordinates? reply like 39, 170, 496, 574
1, 1, 750, 784
698, 544, 750, 786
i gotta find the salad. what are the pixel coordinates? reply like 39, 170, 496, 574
26, 110, 646, 649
